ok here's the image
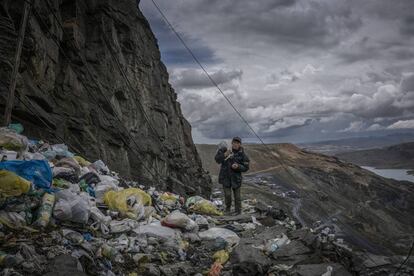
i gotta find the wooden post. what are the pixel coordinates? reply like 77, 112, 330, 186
3, 0, 32, 126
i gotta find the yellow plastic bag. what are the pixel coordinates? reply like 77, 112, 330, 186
213, 250, 229, 264
0, 170, 31, 198
104, 188, 152, 219
73, 156, 91, 167
190, 199, 223, 216
160, 192, 179, 207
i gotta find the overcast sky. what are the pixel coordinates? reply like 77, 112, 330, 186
140, 0, 414, 144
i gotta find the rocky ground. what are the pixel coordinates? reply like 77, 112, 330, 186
197, 143, 414, 257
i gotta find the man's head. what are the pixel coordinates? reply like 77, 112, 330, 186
232, 137, 242, 150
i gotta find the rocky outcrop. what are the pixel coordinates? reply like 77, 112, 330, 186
0, 0, 211, 196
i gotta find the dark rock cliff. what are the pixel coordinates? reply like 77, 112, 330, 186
0, 0, 211, 196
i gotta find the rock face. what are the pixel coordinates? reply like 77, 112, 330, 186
0, 0, 211, 195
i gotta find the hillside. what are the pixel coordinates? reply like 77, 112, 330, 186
197, 143, 414, 254
336, 142, 414, 171
299, 133, 414, 154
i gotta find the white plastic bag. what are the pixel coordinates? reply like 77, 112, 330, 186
199, 227, 240, 248
92, 160, 110, 174
53, 190, 91, 224
161, 211, 198, 232
134, 221, 182, 242
110, 219, 138, 233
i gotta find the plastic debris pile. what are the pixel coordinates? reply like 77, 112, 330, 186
1, 125, 413, 276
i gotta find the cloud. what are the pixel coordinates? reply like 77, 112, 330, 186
366, 123, 385, 131
171, 69, 242, 89
387, 119, 414, 129
338, 121, 365, 133
141, 0, 414, 143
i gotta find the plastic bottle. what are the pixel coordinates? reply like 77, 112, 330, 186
33, 193, 55, 228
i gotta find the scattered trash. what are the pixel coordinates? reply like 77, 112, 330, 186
0, 124, 386, 275
263, 233, 290, 254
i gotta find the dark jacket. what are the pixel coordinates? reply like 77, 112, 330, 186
215, 147, 250, 189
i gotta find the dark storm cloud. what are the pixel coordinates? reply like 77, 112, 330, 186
180, 0, 361, 49
141, 6, 218, 65
400, 15, 414, 36
141, 0, 414, 143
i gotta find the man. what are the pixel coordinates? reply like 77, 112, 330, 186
215, 137, 250, 215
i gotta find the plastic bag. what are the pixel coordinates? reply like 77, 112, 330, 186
104, 188, 151, 220
95, 181, 119, 203
190, 199, 223, 216
0, 160, 52, 189
264, 233, 290, 254
53, 190, 91, 224
0, 211, 26, 229
8, 123, 24, 134
185, 195, 204, 208
0, 170, 31, 198
161, 211, 198, 232
217, 141, 228, 151
0, 127, 28, 151
134, 221, 182, 242
159, 192, 180, 208
51, 144, 74, 158
208, 262, 223, 276
23, 152, 46, 161
79, 172, 100, 185
1, 150, 18, 161
91, 160, 110, 174
199, 227, 240, 248
55, 157, 80, 174
73, 156, 91, 167
90, 206, 111, 234
110, 219, 138, 233
213, 250, 229, 264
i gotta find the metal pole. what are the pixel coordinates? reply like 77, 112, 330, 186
3, 0, 32, 126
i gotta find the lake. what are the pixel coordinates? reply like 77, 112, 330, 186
362, 166, 414, 183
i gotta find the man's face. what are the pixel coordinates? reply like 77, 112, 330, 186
232, 141, 241, 150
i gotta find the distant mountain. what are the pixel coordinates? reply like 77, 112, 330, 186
336, 142, 414, 170
299, 133, 414, 154
196, 143, 414, 255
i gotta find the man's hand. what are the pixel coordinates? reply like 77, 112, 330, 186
231, 163, 239, 170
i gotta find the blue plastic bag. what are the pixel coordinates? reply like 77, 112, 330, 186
0, 160, 52, 189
